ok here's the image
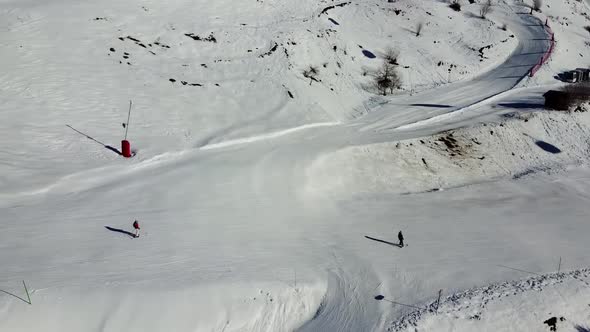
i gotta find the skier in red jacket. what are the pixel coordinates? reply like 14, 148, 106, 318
133, 220, 140, 238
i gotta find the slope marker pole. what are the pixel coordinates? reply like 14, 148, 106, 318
124, 100, 132, 140
435, 289, 442, 315
22, 280, 31, 305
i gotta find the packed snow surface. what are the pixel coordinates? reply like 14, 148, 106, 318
1, 0, 590, 331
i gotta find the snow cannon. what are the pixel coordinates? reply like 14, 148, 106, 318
121, 140, 132, 158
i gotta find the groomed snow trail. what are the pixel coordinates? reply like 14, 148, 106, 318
0, 0, 579, 331
356, 3, 550, 135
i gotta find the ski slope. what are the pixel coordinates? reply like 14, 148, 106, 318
2, 0, 590, 331
357, 4, 549, 134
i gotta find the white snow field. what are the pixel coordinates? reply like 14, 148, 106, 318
2, 0, 590, 331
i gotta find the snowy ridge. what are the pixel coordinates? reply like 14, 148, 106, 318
306, 103, 590, 196
389, 268, 590, 332
0, 282, 326, 332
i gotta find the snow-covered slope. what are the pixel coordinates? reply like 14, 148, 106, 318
1, 0, 589, 331
522, 0, 590, 85
391, 268, 590, 332
307, 93, 590, 195
0, 0, 521, 194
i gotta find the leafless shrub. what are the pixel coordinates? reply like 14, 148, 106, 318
383, 46, 400, 65
584, 26, 590, 34
449, 0, 462, 11
480, 0, 493, 18
302, 66, 319, 85
372, 62, 402, 95
501, 23, 507, 31
533, 0, 542, 11
416, 22, 423, 36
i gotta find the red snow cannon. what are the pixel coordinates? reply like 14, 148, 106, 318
121, 140, 132, 158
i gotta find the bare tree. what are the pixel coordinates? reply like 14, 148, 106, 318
416, 22, 423, 37
383, 46, 400, 65
532, 0, 542, 12
480, 0, 493, 18
373, 62, 402, 96
302, 66, 319, 85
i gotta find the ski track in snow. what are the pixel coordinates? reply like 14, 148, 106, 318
198, 122, 340, 151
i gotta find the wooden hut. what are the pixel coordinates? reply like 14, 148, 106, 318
543, 90, 569, 110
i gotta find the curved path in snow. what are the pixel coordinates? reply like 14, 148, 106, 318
194, 4, 551, 151
0, 2, 558, 332
354, 4, 550, 136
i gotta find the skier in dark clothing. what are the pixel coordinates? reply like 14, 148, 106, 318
398, 231, 404, 247
133, 220, 140, 238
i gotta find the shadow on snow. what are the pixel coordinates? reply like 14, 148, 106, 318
105, 226, 135, 238
66, 124, 122, 156
365, 236, 402, 248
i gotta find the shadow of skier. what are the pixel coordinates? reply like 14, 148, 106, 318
105, 226, 135, 238
364, 236, 402, 248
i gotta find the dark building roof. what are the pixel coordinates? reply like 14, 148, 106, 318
543, 90, 567, 98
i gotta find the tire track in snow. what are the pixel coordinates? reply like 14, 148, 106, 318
198, 122, 340, 150
298, 265, 383, 332
392, 87, 537, 132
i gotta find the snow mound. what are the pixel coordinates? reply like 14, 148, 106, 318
0, 282, 325, 332
305, 98, 590, 196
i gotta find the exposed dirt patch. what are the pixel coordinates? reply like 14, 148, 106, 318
184, 33, 217, 43
259, 42, 278, 58
319, 2, 351, 17
433, 132, 474, 158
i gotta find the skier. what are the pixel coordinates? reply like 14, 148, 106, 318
398, 231, 404, 247
133, 220, 140, 238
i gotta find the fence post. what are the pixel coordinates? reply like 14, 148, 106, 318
435, 289, 442, 315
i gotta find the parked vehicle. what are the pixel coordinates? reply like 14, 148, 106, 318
575, 68, 590, 82
562, 70, 580, 83
561, 68, 590, 83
